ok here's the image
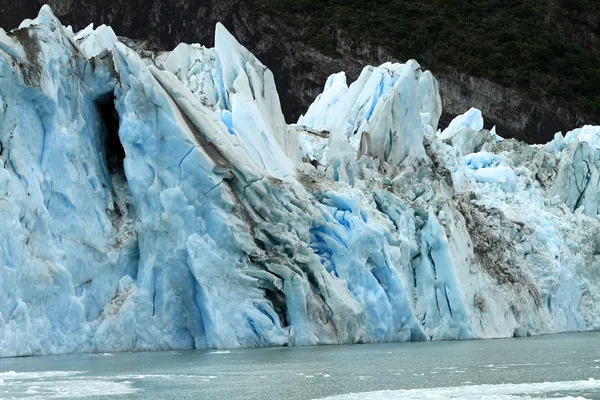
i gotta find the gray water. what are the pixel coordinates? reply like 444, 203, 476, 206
1, 332, 600, 399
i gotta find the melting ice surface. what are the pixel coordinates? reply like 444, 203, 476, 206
1, 5, 600, 357
0, 332, 599, 399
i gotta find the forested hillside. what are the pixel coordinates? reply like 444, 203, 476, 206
252, 0, 600, 124
2, 0, 599, 142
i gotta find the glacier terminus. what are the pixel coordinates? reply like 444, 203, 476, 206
0, 6, 599, 357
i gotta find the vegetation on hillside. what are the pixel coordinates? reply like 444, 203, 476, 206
251, 0, 600, 119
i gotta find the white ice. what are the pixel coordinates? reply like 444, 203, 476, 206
440, 107, 484, 140
0, 5, 599, 357
0, 370, 139, 398
315, 379, 600, 400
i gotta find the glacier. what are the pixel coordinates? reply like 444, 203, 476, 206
0, 6, 599, 357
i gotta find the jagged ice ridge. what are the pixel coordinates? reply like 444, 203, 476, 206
0, 6, 599, 357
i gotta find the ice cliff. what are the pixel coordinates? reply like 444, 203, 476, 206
0, 6, 599, 357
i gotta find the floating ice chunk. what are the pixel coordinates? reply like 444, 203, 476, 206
0, 371, 85, 379
315, 379, 600, 399
0, 375, 139, 397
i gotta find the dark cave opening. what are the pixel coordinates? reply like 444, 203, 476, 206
97, 94, 125, 174
264, 287, 289, 328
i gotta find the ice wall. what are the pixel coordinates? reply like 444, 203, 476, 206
0, 6, 135, 355
0, 6, 598, 357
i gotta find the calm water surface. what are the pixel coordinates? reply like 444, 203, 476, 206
1, 332, 600, 399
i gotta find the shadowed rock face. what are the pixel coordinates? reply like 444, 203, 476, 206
0, 0, 588, 143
